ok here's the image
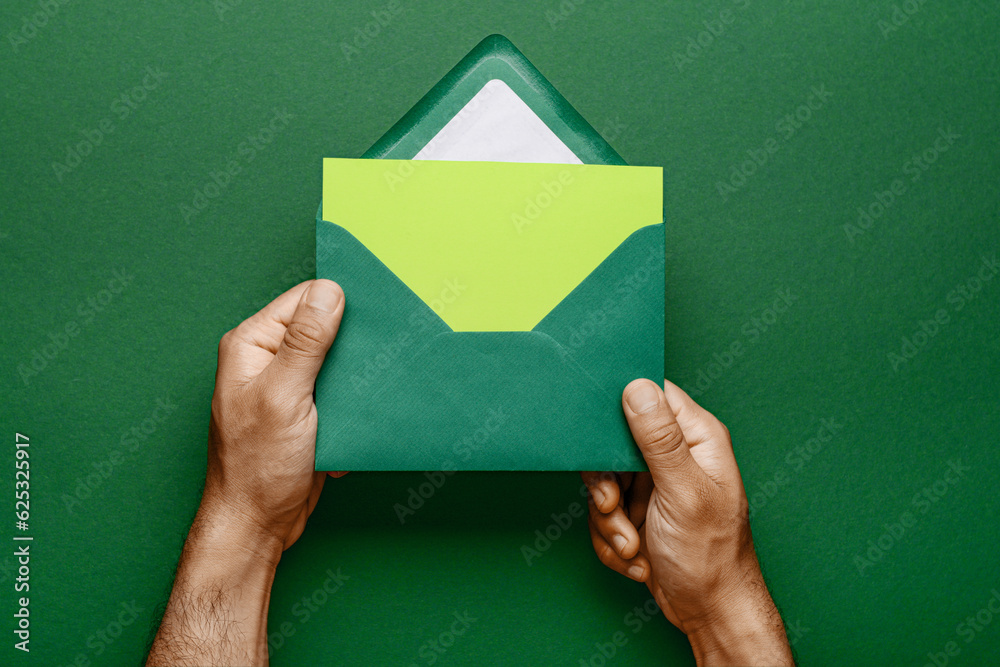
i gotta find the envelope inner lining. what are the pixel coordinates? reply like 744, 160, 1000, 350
412, 79, 582, 165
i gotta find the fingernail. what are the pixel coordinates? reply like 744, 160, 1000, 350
306, 281, 341, 314
627, 564, 646, 580
612, 534, 628, 554
625, 381, 660, 414
591, 487, 606, 507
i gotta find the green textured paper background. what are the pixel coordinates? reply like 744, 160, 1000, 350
1, 3, 998, 667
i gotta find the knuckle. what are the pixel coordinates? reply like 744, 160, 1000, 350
674, 481, 716, 520
282, 320, 327, 355
218, 329, 237, 355
596, 541, 619, 566
640, 419, 686, 455
251, 382, 292, 418
714, 416, 732, 441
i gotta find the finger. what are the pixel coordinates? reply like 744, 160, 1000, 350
580, 471, 620, 514
588, 517, 650, 582
662, 379, 732, 450
228, 281, 314, 354
622, 378, 707, 493
326, 471, 349, 478
662, 379, 742, 488
215, 282, 316, 382
263, 279, 345, 394
588, 499, 641, 560
627, 472, 654, 528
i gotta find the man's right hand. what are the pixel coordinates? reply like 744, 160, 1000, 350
582, 379, 794, 666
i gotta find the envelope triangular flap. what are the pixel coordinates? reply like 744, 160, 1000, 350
360, 34, 627, 164
533, 223, 665, 395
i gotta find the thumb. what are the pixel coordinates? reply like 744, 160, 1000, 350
622, 379, 707, 492
266, 279, 344, 393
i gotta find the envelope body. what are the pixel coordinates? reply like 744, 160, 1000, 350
315, 158, 663, 471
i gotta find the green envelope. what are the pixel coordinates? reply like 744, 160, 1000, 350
314, 36, 664, 471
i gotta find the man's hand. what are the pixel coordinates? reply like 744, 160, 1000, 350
582, 379, 794, 666
147, 279, 344, 667
204, 278, 344, 553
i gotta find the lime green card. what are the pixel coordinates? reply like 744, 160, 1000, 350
322, 158, 662, 331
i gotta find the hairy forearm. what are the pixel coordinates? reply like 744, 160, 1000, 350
147, 502, 283, 666
687, 577, 794, 667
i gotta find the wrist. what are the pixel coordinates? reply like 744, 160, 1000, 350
147, 496, 280, 665
190, 494, 285, 573
685, 578, 793, 667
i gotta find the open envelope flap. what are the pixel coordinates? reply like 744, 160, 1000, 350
361, 34, 627, 165
534, 223, 665, 395
315, 218, 660, 471
315, 219, 452, 470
